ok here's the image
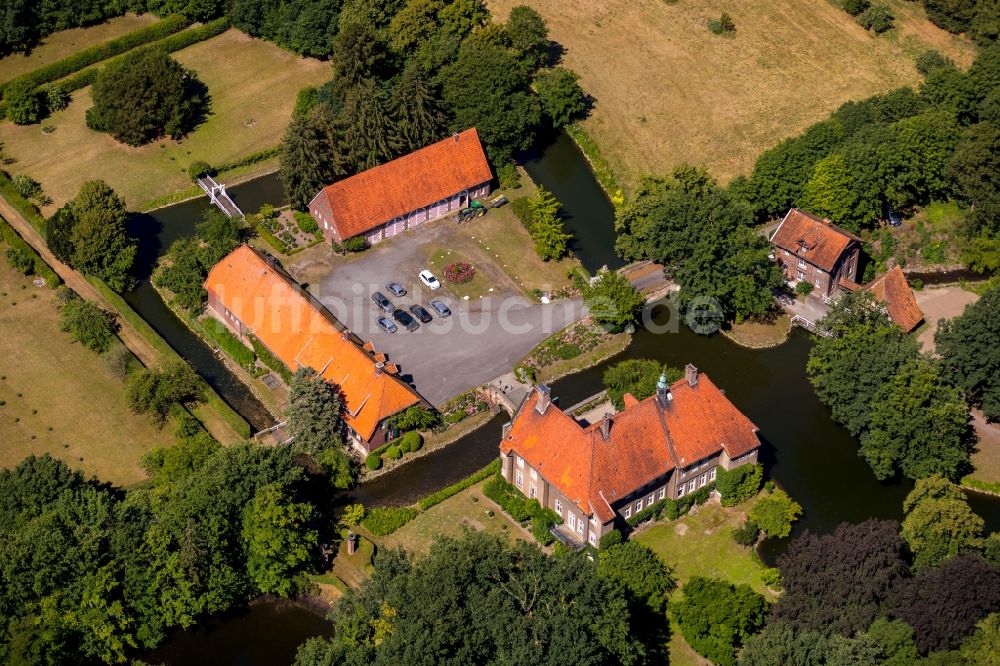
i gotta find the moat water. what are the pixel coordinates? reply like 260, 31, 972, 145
142, 131, 1000, 664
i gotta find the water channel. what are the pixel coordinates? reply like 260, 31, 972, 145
143, 130, 1000, 663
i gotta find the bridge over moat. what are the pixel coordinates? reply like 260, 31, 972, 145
197, 175, 244, 218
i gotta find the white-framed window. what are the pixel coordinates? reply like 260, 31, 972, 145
658, 488, 666, 500
797, 258, 806, 268
554, 499, 563, 515
624, 505, 631, 519
783, 250, 790, 256
699, 473, 707, 487
529, 468, 537, 480
677, 485, 685, 498
635, 499, 643, 512
589, 532, 598, 545
796, 270, 806, 280
567, 513, 576, 530
577, 518, 585, 535
515, 471, 523, 488
516, 455, 524, 467
688, 479, 696, 493
529, 485, 537, 498
648, 493, 655, 505
709, 468, 717, 482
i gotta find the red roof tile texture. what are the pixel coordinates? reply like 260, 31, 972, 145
501, 372, 760, 522
771, 208, 861, 272
866, 266, 924, 332
204, 246, 421, 441
313, 128, 492, 240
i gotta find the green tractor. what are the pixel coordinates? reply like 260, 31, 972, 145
457, 199, 487, 223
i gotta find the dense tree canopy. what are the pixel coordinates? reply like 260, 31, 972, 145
597, 540, 676, 615
901, 475, 985, 569
86, 48, 208, 146
615, 167, 782, 324
57, 293, 118, 353
295, 531, 658, 666
287, 367, 343, 455
936, 284, 1000, 420
534, 67, 587, 128
155, 209, 240, 313
602, 359, 682, 410
279, 104, 348, 209
583, 270, 645, 331
748, 489, 802, 539
671, 576, 768, 666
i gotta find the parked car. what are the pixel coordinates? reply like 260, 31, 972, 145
392, 308, 419, 331
429, 299, 451, 318
409, 304, 433, 323
887, 209, 902, 227
386, 282, 407, 297
376, 316, 397, 333
419, 270, 441, 290
371, 291, 393, 312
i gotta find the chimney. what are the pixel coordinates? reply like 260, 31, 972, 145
535, 384, 551, 415
600, 413, 612, 441
342, 329, 351, 341
655, 372, 670, 409
685, 364, 699, 387
453, 131, 460, 143
375, 361, 384, 375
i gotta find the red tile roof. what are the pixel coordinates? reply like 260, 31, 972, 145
204, 246, 421, 441
771, 208, 861, 272
866, 266, 924, 332
500, 372, 760, 523
312, 128, 492, 240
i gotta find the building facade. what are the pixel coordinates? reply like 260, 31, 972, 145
204, 245, 425, 452
770, 208, 862, 297
499, 366, 761, 548
309, 128, 493, 246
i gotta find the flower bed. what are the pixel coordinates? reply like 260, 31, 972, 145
440, 388, 490, 424
444, 261, 475, 284
523, 320, 615, 370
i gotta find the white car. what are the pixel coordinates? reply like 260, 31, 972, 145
419, 269, 441, 290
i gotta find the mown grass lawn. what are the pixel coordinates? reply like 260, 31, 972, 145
0, 262, 174, 486
0, 13, 159, 83
376, 481, 529, 556
634, 497, 775, 598
2, 29, 328, 211
488, 0, 975, 188
426, 248, 497, 300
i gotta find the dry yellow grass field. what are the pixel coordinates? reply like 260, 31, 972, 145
489, 0, 975, 187
2, 29, 328, 211
0, 263, 174, 486
0, 13, 159, 83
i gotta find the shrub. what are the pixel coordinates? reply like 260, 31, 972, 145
5, 246, 34, 274
761, 567, 783, 589
258, 204, 276, 220
444, 261, 476, 284
201, 318, 254, 369
716, 463, 763, 507
483, 475, 536, 522
795, 280, 815, 296
361, 506, 418, 536
531, 509, 562, 545
498, 163, 521, 189
212, 146, 280, 175
510, 197, 533, 230
400, 431, 423, 453
385, 445, 402, 461
418, 460, 501, 510
858, 3, 894, 33
4, 81, 43, 125
0, 215, 58, 286
125, 360, 205, 423
915, 49, 954, 77
247, 334, 292, 383
341, 504, 365, 527
366, 453, 383, 471
708, 12, 736, 35
58, 296, 117, 353
842, 0, 870, 16
188, 160, 213, 181
731, 519, 760, 546
343, 236, 369, 253
599, 529, 623, 549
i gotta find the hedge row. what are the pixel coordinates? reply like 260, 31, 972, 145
247, 333, 291, 383
254, 221, 290, 255
201, 317, 254, 369
483, 474, 542, 522
0, 15, 192, 99
625, 482, 716, 528
213, 146, 281, 175
0, 216, 60, 286
0, 171, 48, 238
418, 459, 501, 511
361, 506, 418, 536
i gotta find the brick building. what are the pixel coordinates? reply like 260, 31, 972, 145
204, 245, 424, 452
499, 365, 761, 548
308, 128, 492, 246
770, 208, 862, 296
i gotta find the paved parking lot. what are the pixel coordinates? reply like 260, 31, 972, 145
296, 223, 585, 407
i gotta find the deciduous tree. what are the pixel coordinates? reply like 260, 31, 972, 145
67, 180, 137, 292
936, 284, 1000, 420
584, 270, 645, 331
901, 475, 984, 569
672, 576, 768, 666
597, 540, 677, 614
505, 5, 549, 67
534, 67, 587, 128
242, 484, 317, 596
748, 489, 802, 539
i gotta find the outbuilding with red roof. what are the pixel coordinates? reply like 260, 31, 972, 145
770, 208, 862, 297
308, 128, 493, 246
498, 365, 760, 548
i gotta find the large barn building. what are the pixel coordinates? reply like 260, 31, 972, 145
204, 245, 424, 452
308, 128, 493, 246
